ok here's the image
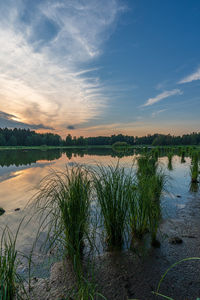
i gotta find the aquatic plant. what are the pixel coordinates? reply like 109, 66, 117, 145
93, 163, 134, 248
0, 225, 25, 300
148, 172, 165, 246
190, 153, 199, 183
181, 149, 186, 163
137, 155, 157, 178
167, 152, 173, 170
190, 181, 199, 193
129, 176, 151, 240
130, 155, 165, 246
151, 148, 159, 161
34, 165, 92, 274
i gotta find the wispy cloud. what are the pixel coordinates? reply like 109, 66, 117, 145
151, 109, 167, 118
178, 67, 200, 84
142, 89, 182, 107
0, 0, 123, 132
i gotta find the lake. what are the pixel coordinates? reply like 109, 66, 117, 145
0, 148, 197, 277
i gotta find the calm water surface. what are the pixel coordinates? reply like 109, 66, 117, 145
0, 148, 197, 275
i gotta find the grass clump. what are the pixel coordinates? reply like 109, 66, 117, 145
130, 155, 165, 246
181, 149, 186, 163
34, 165, 92, 275
93, 163, 134, 249
33, 164, 107, 299
0, 226, 25, 300
190, 152, 199, 184
151, 148, 159, 161
167, 152, 173, 170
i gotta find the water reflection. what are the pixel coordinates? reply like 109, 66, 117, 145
0, 148, 198, 268
0, 149, 62, 167
190, 181, 199, 193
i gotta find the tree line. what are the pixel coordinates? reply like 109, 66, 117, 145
0, 128, 200, 146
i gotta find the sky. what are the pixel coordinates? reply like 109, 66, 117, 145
0, 0, 200, 138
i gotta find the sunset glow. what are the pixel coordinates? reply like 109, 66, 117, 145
0, 0, 200, 137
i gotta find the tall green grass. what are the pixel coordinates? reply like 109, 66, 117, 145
152, 148, 159, 161
0, 225, 25, 300
33, 165, 107, 299
190, 152, 199, 183
34, 165, 92, 275
93, 163, 134, 249
130, 176, 151, 240
167, 152, 173, 170
149, 172, 165, 246
137, 155, 157, 178
130, 155, 165, 246
31, 160, 166, 298
181, 149, 186, 163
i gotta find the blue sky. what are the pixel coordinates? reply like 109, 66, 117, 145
0, 0, 200, 137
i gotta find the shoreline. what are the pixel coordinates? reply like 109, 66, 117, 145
0, 145, 199, 151
20, 190, 200, 299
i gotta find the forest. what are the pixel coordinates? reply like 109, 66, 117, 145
0, 127, 200, 146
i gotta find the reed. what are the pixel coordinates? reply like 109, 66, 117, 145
190, 152, 199, 183
0, 225, 25, 300
181, 149, 185, 163
167, 152, 173, 170
137, 155, 157, 178
93, 163, 134, 249
130, 155, 165, 246
34, 165, 92, 275
151, 148, 159, 161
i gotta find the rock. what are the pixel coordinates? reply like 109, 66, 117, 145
169, 236, 183, 244
14, 208, 20, 211
151, 239, 161, 248
0, 207, 5, 216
